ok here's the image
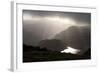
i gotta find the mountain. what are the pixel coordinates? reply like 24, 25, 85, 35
53, 26, 91, 55
38, 39, 67, 51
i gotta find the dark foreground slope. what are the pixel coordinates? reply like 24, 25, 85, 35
23, 44, 91, 63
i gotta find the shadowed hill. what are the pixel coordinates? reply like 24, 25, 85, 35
53, 26, 90, 55
38, 39, 67, 51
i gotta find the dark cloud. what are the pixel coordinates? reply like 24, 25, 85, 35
23, 10, 91, 24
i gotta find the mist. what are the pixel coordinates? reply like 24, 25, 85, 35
23, 10, 90, 47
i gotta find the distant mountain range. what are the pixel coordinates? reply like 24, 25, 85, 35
53, 26, 91, 55
23, 26, 91, 55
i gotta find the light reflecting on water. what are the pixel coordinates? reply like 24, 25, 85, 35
61, 46, 80, 54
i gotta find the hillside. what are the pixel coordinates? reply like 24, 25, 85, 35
23, 44, 91, 62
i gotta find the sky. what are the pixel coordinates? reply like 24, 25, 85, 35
23, 10, 91, 47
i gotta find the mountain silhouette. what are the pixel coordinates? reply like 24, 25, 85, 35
38, 39, 67, 51
53, 26, 90, 55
